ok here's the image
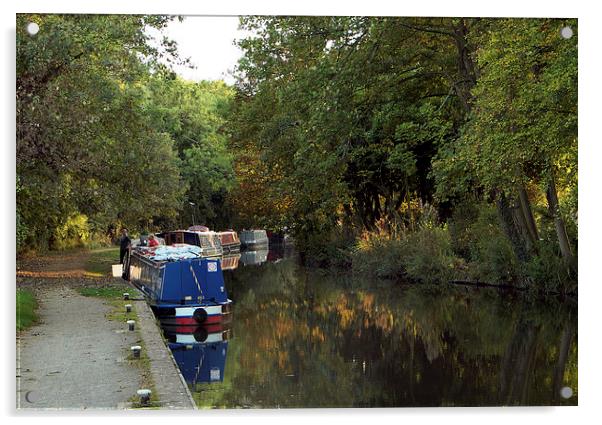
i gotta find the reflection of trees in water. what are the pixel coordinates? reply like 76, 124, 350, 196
207, 259, 577, 407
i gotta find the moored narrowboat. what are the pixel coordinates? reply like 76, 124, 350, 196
123, 244, 232, 325
158, 229, 223, 257
217, 230, 241, 253
239, 229, 269, 249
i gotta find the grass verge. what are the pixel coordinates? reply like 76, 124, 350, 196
84, 247, 120, 277
17, 289, 38, 331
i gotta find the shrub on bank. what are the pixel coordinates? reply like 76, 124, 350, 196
351, 220, 461, 284
296, 225, 356, 268
402, 226, 460, 284
465, 206, 521, 284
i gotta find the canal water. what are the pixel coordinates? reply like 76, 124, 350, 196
160, 245, 578, 408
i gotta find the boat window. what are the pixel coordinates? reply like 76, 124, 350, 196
184, 232, 197, 245
174, 232, 184, 244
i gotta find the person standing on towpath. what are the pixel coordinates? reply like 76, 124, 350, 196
119, 228, 131, 264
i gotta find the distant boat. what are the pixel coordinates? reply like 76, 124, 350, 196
239, 229, 269, 249
217, 230, 241, 254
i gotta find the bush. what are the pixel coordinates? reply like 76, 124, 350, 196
465, 205, 521, 284
523, 240, 576, 294
469, 230, 519, 284
351, 218, 461, 283
16, 210, 29, 253
296, 225, 356, 268
402, 226, 459, 284
51, 214, 91, 250
351, 234, 406, 279
447, 202, 479, 260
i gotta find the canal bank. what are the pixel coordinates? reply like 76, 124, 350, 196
133, 299, 196, 409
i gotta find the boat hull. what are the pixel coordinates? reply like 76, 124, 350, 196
152, 302, 232, 326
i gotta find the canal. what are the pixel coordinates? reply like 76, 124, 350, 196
160, 245, 578, 408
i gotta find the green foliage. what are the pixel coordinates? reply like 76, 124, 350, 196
231, 16, 577, 289
231, 17, 461, 237
296, 226, 356, 268
351, 219, 460, 284
432, 18, 577, 200
16, 14, 188, 250
78, 285, 130, 299
523, 241, 576, 293
447, 202, 480, 259
466, 206, 520, 284
17, 289, 38, 331
51, 214, 90, 250
402, 226, 459, 284
16, 15, 238, 252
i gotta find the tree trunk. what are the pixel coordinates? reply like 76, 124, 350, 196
497, 192, 531, 262
545, 172, 574, 264
518, 185, 539, 246
512, 200, 536, 257
452, 19, 478, 113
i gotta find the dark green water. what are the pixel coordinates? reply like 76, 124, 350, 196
166, 248, 578, 408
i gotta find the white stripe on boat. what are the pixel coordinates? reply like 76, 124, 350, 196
175, 306, 222, 317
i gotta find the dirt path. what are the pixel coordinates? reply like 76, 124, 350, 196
17, 284, 141, 409
17, 250, 92, 278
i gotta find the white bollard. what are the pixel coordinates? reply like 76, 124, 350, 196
123, 293, 130, 300
137, 389, 151, 405
125, 304, 132, 313
131, 345, 141, 358
127, 320, 135, 331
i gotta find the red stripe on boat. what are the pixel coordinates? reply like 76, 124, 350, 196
174, 314, 223, 326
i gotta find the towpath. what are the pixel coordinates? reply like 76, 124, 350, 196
17, 248, 196, 410
17, 282, 141, 409
17, 250, 141, 409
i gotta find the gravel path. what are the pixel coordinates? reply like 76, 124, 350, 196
17, 285, 140, 409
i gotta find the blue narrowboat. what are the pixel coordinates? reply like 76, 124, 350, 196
123, 245, 232, 325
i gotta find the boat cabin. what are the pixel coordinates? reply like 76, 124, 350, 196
217, 230, 241, 253
158, 230, 223, 258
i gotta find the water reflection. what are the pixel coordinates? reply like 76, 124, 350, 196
161, 323, 232, 390
240, 248, 269, 266
173, 250, 577, 408
220, 253, 241, 271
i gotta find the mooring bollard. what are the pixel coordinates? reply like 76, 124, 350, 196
125, 304, 132, 313
123, 293, 130, 300
131, 345, 141, 358
127, 320, 135, 331
137, 389, 151, 405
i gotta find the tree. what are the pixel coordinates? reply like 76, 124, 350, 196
16, 14, 186, 248
432, 18, 577, 265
